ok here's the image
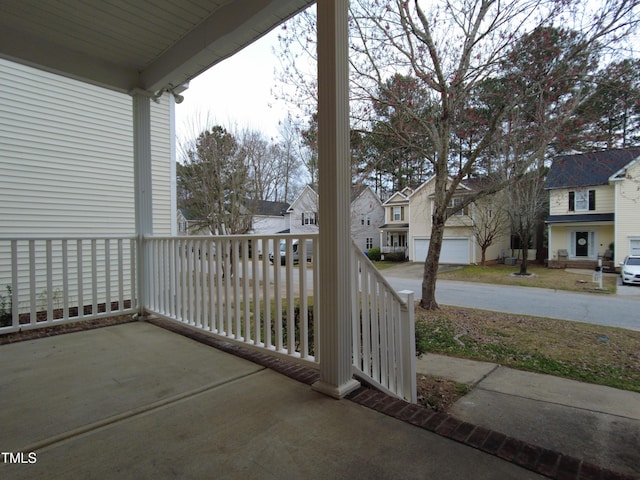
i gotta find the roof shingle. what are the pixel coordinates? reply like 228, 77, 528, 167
545, 148, 640, 189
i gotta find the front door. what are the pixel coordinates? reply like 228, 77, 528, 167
575, 231, 589, 257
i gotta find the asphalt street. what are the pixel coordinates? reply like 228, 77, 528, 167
381, 266, 640, 331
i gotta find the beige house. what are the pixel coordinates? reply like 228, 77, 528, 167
380, 187, 412, 256
545, 148, 640, 268
383, 178, 510, 264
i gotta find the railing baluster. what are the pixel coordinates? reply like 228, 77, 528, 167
251, 239, 260, 345
46, 239, 53, 322
105, 239, 111, 315
351, 251, 359, 369
11, 240, 19, 327
29, 240, 36, 325
233, 238, 241, 337
313, 238, 320, 362
117, 239, 124, 313
242, 239, 250, 341
91, 239, 97, 316
262, 238, 271, 350
285, 238, 295, 354
299, 240, 308, 358
62, 239, 69, 320
273, 237, 283, 352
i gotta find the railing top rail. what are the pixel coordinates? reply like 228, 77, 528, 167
145, 233, 320, 241
0, 234, 137, 241
351, 242, 410, 307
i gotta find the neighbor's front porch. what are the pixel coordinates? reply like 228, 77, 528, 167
546, 221, 615, 271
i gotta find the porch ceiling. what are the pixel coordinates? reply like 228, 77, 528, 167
0, 0, 313, 94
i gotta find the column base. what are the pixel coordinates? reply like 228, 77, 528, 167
312, 378, 360, 399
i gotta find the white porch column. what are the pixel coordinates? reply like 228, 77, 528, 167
132, 91, 154, 314
312, 0, 360, 399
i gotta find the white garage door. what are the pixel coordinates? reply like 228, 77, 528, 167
414, 238, 470, 264
631, 239, 640, 256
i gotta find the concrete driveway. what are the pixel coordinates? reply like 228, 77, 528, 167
1, 322, 544, 480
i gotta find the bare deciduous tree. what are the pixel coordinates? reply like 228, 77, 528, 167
277, 0, 639, 309
471, 194, 512, 266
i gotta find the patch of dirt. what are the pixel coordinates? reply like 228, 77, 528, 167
416, 374, 471, 412
0, 314, 137, 345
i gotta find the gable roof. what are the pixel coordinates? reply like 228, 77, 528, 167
287, 185, 318, 211
410, 174, 492, 199
383, 191, 410, 205
545, 148, 640, 190
351, 185, 383, 205
251, 200, 290, 217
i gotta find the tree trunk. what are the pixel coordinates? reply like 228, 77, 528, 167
480, 247, 487, 266
420, 215, 445, 310
519, 232, 529, 275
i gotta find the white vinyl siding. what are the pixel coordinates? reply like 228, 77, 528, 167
0, 59, 173, 312
0, 59, 134, 234
287, 186, 319, 234
0, 59, 173, 236
614, 161, 640, 262
350, 187, 384, 252
151, 96, 173, 235
549, 186, 614, 216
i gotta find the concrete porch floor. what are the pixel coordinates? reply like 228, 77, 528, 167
0, 321, 545, 480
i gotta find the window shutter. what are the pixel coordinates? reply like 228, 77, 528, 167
301, 213, 305, 225
568, 191, 575, 211
589, 190, 596, 211
401, 206, 404, 221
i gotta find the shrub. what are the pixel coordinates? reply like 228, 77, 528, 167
367, 247, 381, 261
0, 285, 12, 327
383, 252, 407, 262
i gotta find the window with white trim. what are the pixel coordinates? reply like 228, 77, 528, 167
302, 212, 317, 225
392, 206, 404, 221
447, 197, 468, 216
366, 237, 373, 249
569, 190, 595, 211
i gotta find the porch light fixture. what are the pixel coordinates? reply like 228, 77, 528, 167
153, 82, 188, 104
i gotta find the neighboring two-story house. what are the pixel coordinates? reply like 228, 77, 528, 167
350, 185, 385, 253
408, 177, 510, 264
284, 185, 320, 235
283, 184, 384, 253
380, 187, 412, 255
248, 199, 290, 257
545, 148, 640, 268
381, 178, 511, 264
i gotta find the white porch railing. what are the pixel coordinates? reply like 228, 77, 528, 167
351, 243, 417, 403
0, 233, 416, 402
0, 236, 137, 333
144, 234, 320, 368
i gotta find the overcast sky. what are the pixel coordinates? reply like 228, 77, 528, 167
175, 28, 291, 142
